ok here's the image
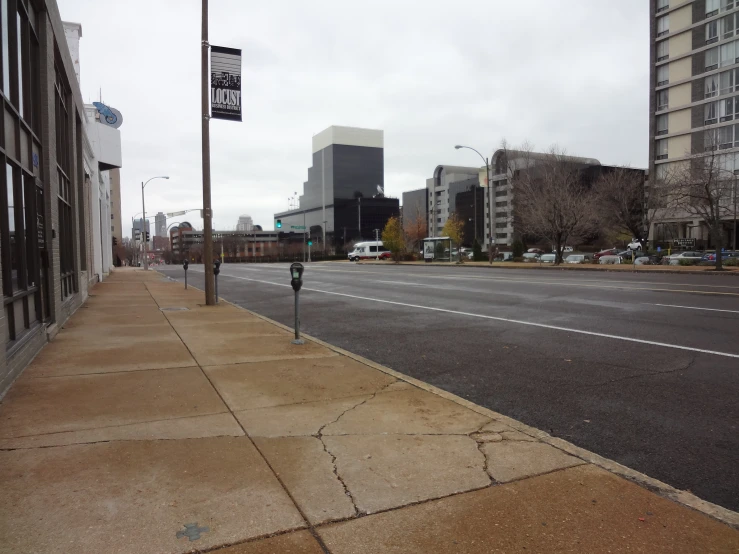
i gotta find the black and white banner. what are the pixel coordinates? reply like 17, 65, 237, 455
210, 45, 242, 121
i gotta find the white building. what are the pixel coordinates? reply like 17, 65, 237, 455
236, 214, 253, 231
64, 22, 123, 282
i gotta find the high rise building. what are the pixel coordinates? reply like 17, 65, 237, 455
426, 166, 481, 238
650, 0, 738, 248
274, 126, 399, 246
155, 212, 167, 237
236, 214, 253, 231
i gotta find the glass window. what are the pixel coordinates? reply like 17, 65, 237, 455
721, 14, 736, 39
6, 164, 16, 292
706, 73, 720, 97
1, 0, 8, 96
707, 20, 719, 42
720, 70, 734, 94
656, 163, 668, 181
657, 114, 668, 134
707, 0, 720, 14
721, 97, 735, 121
657, 0, 669, 11
657, 15, 669, 36
657, 89, 669, 109
656, 139, 668, 160
719, 125, 734, 147
706, 47, 719, 70
705, 128, 720, 149
16, 12, 21, 116
720, 41, 736, 67
657, 64, 669, 85
721, 0, 734, 11
706, 101, 719, 123
657, 40, 669, 60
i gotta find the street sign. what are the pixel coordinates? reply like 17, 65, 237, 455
673, 238, 696, 248
167, 210, 187, 217
291, 225, 306, 230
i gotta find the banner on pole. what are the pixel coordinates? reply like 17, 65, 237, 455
210, 45, 242, 121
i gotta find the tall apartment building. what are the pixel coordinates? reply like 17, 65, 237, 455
155, 212, 166, 237
650, 0, 739, 246
426, 166, 481, 238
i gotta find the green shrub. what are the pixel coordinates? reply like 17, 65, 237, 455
512, 256, 524, 263
724, 257, 738, 267
678, 259, 696, 266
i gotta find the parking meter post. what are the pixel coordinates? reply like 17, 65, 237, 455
183, 260, 189, 290
214, 260, 221, 303
289, 263, 305, 345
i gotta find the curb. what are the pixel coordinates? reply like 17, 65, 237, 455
353, 261, 739, 276
163, 272, 739, 530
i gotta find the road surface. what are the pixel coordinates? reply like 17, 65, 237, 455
159, 262, 739, 512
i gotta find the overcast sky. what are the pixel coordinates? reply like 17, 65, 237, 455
58, 0, 648, 235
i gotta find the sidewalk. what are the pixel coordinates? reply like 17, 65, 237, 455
0, 268, 737, 554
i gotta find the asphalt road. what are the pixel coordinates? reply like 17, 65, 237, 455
159, 262, 739, 512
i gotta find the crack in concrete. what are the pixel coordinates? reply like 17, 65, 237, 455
578, 355, 698, 389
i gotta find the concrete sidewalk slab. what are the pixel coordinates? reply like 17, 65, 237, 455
163, 308, 265, 327
324, 434, 490, 514
23, 335, 197, 377
204, 357, 396, 411
236, 395, 371, 438
61, 308, 169, 327
482, 440, 585, 483
185, 333, 334, 366
213, 530, 325, 553
0, 437, 305, 554
255, 436, 357, 524
58, 321, 177, 340
322, 386, 490, 436
175, 320, 290, 343
0, 367, 229, 443
318, 464, 739, 553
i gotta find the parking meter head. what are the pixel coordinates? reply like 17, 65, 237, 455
213, 259, 221, 275
290, 262, 304, 291
183, 260, 189, 270
214, 260, 221, 268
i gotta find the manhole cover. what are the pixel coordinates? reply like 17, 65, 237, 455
160, 307, 189, 312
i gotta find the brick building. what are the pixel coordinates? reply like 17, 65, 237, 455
0, 1, 99, 394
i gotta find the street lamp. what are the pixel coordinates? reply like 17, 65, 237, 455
141, 176, 170, 270
455, 145, 492, 261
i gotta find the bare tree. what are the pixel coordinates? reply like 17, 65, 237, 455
403, 201, 427, 253
593, 167, 652, 244
662, 136, 734, 270
507, 144, 599, 264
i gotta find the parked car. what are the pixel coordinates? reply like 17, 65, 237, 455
551, 246, 574, 253
701, 251, 737, 262
665, 251, 704, 265
616, 250, 638, 261
539, 253, 556, 263
496, 252, 514, 261
564, 254, 593, 264
522, 252, 540, 262
594, 248, 619, 260
627, 239, 644, 251
527, 248, 545, 254
634, 255, 661, 265
599, 255, 622, 264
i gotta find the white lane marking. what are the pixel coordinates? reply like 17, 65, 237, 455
651, 303, 739, 314
375, 280, 441, 288
195, 270, 739, 360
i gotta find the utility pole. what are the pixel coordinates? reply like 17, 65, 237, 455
201, 0, 215, 305
374, 228, 380, 259
303, 211, 307, 262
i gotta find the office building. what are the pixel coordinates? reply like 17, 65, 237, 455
454, 184, 486, 247
1, 1, 101, 394
236, 214, 253, 231
274, 126, 399, 248
155, 212, 166, 237
426, 166, 481, 238
401, 188, 428, 236
650, 0, 739, 246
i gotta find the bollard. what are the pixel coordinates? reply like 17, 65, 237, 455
214, 260, 221, 303
289, 263, 305, 344
183, 259, 189, 289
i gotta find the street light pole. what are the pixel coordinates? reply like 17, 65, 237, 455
141, 176, 170, 270
455, 145, 493, 263
201, 0, 216, 305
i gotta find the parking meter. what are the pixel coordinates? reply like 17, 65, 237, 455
290, 262, 304, 292
214, 260, 221, 303
289, 263, 305, 344
183, 260, 189, 289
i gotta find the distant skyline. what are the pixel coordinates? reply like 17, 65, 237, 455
58, 0, 648, 235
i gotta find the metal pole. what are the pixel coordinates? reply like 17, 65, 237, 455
358, 197, 361, 239
473, 184, 477, 245
201, 0, 216, 305
215, 272, 218, 303
292, 290, 304, 344
488, 159, 493, 264
141, 183, 148, 270
185, 269, 188, 289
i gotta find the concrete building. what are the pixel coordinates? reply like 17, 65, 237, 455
155, 212, 166, 238
274, 126, 399, 249
171, 225, 280, 262
426, 166, 481, 238
401, 188, 428, 236
110, 168, 122, 264
1, 1, 100, 394
650, 0, 739, 247
236, 214, 253, 231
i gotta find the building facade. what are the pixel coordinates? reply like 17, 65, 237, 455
110, 168, 122, 264
650, 0, 739, 246
401, 187, 428, 237
1, 0, 99, 394
274, 125, 399, 249
154, 212, 166, 237
236, 214, 253, 231
426, 166, 481, 238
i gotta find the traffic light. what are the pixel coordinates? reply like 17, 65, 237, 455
112, 237, 117, 246
145, 232, 150, 241
308, 240, 313, 246
276, 219, 282, 228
